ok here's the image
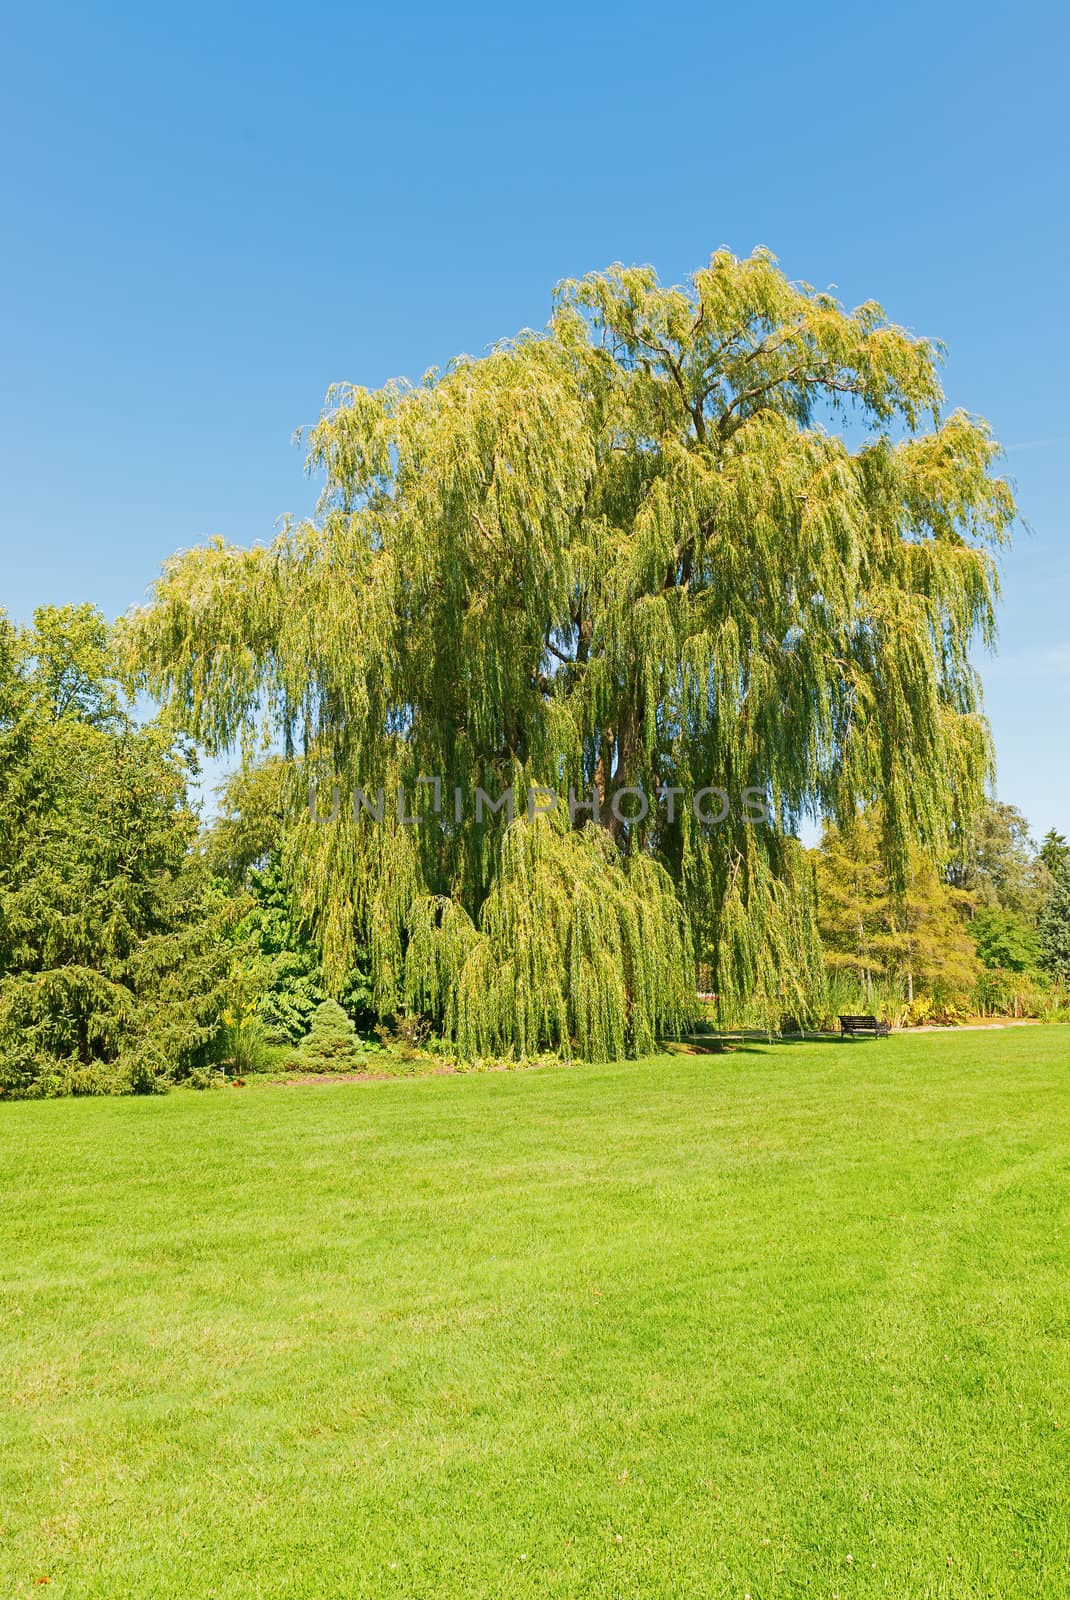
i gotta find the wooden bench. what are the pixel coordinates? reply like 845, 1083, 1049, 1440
839, 1014, 890, 1039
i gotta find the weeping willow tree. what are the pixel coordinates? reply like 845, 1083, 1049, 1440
124, 248, 1013, 1056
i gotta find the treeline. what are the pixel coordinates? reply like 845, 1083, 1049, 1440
2, 606, 1068, 1097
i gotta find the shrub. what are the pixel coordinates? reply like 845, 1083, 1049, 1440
217, 1016, 279, 1075
375, 1013, 432, 1062
292, 1000, 364, 1071
186, 1065, 221, 1091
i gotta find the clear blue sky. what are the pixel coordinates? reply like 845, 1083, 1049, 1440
1, 0, 1067, 838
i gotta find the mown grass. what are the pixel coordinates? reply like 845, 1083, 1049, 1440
2, 1028, 1069, 1598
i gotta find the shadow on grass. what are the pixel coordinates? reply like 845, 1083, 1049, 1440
662, 1029, 877, 1054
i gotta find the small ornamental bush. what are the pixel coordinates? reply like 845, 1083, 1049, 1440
186, 1065, 220, 1091
293, 1000, 364, 1071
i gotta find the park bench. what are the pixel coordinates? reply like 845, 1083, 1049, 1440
838, 1014, 891, 1039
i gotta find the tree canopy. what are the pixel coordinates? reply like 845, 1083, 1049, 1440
0, 606, 235, 1096
1039, 862, 1070, 984
815, 814, 980, 1002
125, 249, 1015, 1057
971, 907, 1043, 974
946, 800, 1049, 918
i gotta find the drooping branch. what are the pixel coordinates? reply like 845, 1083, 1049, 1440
123, 246, 1013, 1055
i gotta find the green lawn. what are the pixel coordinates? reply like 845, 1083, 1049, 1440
2, 1030, 1069, 1598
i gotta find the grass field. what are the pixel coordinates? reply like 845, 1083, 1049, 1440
2, 1029, 1069, 1599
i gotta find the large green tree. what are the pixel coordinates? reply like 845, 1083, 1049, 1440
0, 606, 236, 1096
126, 249, 1013, 1057
1038, 862, 1070, 983
946, 800, 1049, 919
970, 907, 1042, 974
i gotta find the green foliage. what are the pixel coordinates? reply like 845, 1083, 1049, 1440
124, 249, 1014, 1057
23, 602, 122, 725
1038, 861, 1070, 983
810, 805, 1066, 1024
202, 758, 292, 885
293, 999, 364, 1070
215, 1017, 287, 1076
969, 966, 1063, 1021
0, 607, 237, 1097
970, 906, 1042, 972
213, 783, 376, 1045
947, 801, 1049, 918
230, 850, 329, 1043
185, 1064, 222, 1091
815, 814, 980, 1005
404, 815, 693, 1060
1039, 829, 1070, 880
810, 968, 906, 1030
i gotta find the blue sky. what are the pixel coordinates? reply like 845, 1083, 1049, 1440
1, 0, 1067, 837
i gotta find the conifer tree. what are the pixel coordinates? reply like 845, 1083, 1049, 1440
0, 607, 236, 1096
1039, 830, 1070, 881
294, 999, 364, 1070
1038, 862, 1070, 983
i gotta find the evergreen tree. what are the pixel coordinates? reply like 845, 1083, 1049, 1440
229, 851, 374, 1044
125, 249, 1013, 1057
294, 999, 364, 1069
1039, 829, 1070, 881
0, 607, 236, 1096
207, 765, 375, 1043
1038, 862, 1070, 983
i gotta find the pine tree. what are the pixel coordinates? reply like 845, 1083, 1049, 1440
294, 1000, 364, 1069
1039, 830, 1070, 881
1038, 862, 1070, 983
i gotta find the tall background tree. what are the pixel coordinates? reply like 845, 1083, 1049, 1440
1039, 830, 1070, 880
815, 815, 980, 1008
125, 249, 1014, 1057
946, 800, 1050, 918
0, 606, 236, 1096
1039, 861, 1070, 983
